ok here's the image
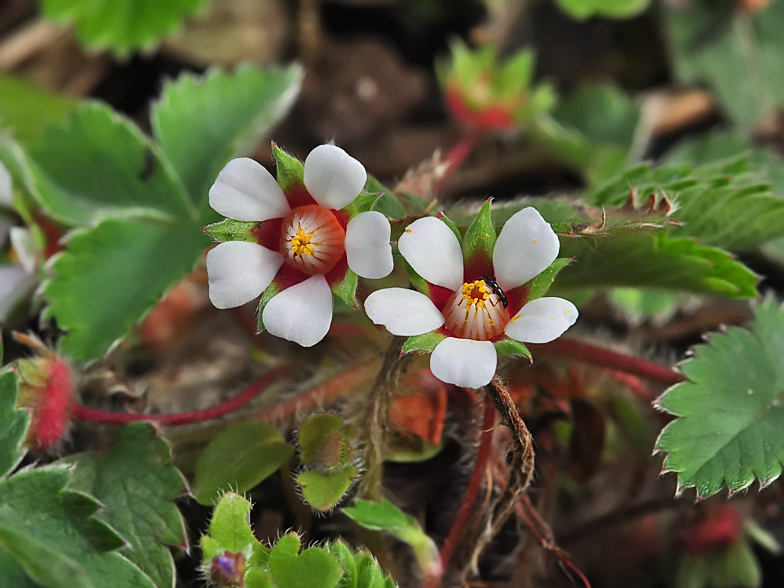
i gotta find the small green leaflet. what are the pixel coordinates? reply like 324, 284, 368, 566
193, 421, 294, 505
656, 298, 784, 499
63, 423, 188, 588
41, 0, 208, 55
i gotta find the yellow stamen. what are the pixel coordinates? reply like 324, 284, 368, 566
289, 226, 315, 256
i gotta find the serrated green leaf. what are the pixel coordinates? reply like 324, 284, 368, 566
269, 533, 343, 588
63, 423, 187, 588
462, 200, 495, 274
555, 232, 758, 299
494, 338, 531, 358
41, 0, 208, 54
0, 467, 154, 588
0, 547, 39, 588
296, 466, 358, 512
193, 422, 294, 506
326, 540, 357, 588
665, 0, 784, 133
0, 75, 75, 145
44, 219, 208, 360
203, 218, 260, 243
657, 298, 784, 499
0, 370, 29, 479
555, 0, 652, 19
14, 103, 195, 226
0, 524, 91, 588
246, 570, 274, 588
588, 156, 784, 251
272, 145, 305, 194
402, 331, 446, 354
207, 492, 257, 554
152, 65, 301, 210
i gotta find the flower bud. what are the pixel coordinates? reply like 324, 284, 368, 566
17, 355, 75, 451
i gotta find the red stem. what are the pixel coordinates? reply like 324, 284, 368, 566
71, 366, 289, 426
532, 338, 685, 387
433, 390, 496, 584
434, 131, 482, 194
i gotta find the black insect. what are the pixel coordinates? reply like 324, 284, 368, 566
139, 147, 155, 181
482, 276, 508, 308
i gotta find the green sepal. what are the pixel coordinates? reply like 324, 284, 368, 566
342, 193, 378, 221
272, 145, 304, 194
330, 268, 359, 309
402, 331, 446, 354
405, 261, 431, 297
202, 218, 259, 243
493, 338, 532, 359
367, 175, 406, 220
256, 280, 283, 333
462, 199, 496, 271
437, 212, 462, 244
526, 258, 572, 301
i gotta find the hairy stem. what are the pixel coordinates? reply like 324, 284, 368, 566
72, 365, 289, 426
434, 131, 482, 194
357, 336, 407, 501
533, 338, 685, 387
435, 390, 496, 583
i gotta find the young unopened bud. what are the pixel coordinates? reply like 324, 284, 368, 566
683, 505, 743, 554
736, 0, 771, 13
17, 354, 75, 451
210, 551, 246, 587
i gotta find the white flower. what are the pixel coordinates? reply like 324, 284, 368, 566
0, 162, 38, 322
206, 144, 394, 347
365, 207, 578, 388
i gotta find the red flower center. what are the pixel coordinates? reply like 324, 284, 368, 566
279, 205, 346, 275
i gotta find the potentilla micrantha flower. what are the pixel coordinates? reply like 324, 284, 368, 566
205, 144, 393, 347
365, 202, 577, 388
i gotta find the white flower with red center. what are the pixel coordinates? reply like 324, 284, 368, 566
0, 161, 39, 322
365, 202, 578, 388
204, 144, 394, 347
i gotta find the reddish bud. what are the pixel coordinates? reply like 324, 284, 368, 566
17, 356, 75, 451
445, 87, 516, 132
683, 505, 743, 554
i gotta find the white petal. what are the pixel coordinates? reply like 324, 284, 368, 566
345, 211, 393, 279
262, 274, 333, 347
493, 207, 560, 292
209, 157, 290, 222
0, 265, 35, 322
0, 161, 12, 209
430, 338, 497, 389
398, 216, 464, 290
364, 288, 444, 336
9, 227, 38, 274
504, 297, 578, 344
206, 241, 283, 309
303, 145, 367, 210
